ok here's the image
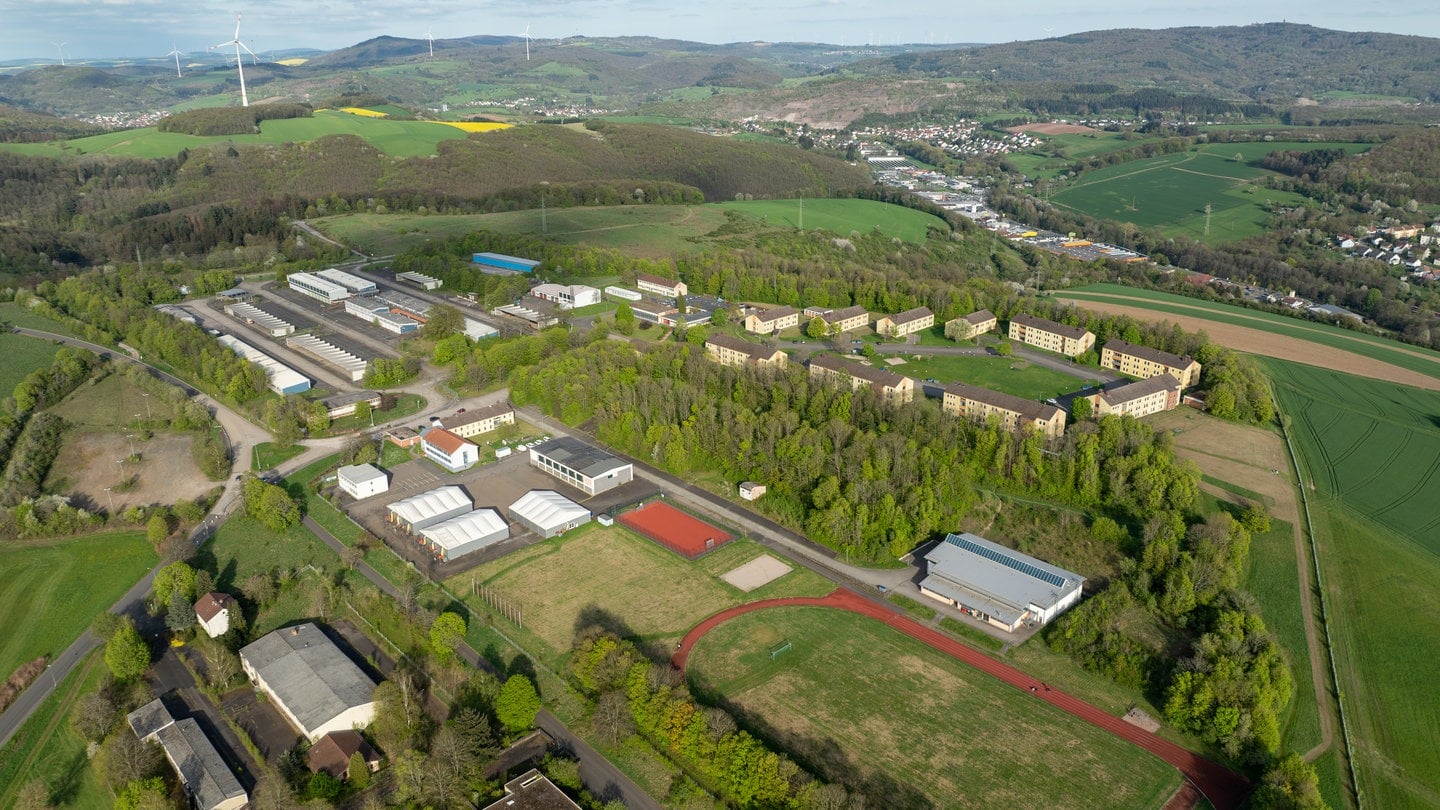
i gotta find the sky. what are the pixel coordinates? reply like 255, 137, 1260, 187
1, 0, 1437, 62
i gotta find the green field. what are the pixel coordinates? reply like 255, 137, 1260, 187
197, 513, 337, 594
250, 441, 305, 471
0, 531, 156, 681
1050, 142, 1370, 243
885, 352, 1095, 400
1266, 357, 1440, 807
47, 372, 180, 428
0, 302, 80, 338
717, 197, 943, 244
1062, 284, 1440, 382
0, 333, 63, 398
687, 607, 1181, 808
445, 528, 833, 670
0, 109, 503, 159
1007, 131, 1151, 179
0, 652, 109, 810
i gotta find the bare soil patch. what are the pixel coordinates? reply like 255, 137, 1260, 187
722, 554, 792, 592
1148, 410, 1297, 523
46, 430, 212, 513
1009, 123, 1100, 134
1056, 297, 1440, 391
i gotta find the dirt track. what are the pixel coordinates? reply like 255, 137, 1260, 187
674, 589, 1250, 810
1056, 296, 1440, 392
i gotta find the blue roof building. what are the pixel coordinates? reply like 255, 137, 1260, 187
472, 252, 541, 274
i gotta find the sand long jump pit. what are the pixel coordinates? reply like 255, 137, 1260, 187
723, 554, 793, 592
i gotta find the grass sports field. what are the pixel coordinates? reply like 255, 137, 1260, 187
1266, 357, 1440, 807
0, 332, 62, 397
0, 531, 156, 682
887, 353, 1096, 400
1057, 284, 1440, 389
716, 198, 943, 244
687, 607, 1180, 808
0, 109, 507, 159
1050, 142, 1370, 244
0, 651, 109, 810
444, 528, 833, 669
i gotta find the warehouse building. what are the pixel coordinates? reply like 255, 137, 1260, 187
223, 301, 294, 336
396, 271, 442, 290
473, 252, 541, 274
319, 390, 381, 419
217, 334, 310, 395
387, 486, 474, 533
418, 508, 510, 561
240, 623, 378, 742
375, 291, 432, 322
529, 437, 633, 496
287, 272, 352, 304
530, 283, 602, 309
337, 464, 389, 500
508, 490, 591, 538
1100, 339, 1202, 389
285, 334, 369, 382
604, 285, 642, 302
128, 700, 247, 810
464, 317, 500, 341
1007, 314, 1095, 357
315, 268, 377, 296
919, 532, 1085, 632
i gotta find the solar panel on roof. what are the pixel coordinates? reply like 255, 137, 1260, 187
947, 534, 1066, 588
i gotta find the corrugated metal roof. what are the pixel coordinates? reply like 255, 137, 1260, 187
387, 486, 473, 528
923, 532, 1084, 616
156, 718, 248, 810
531, 437, 629, 479
509, 489, 590, 531
240, 623, 376, 739
420, 508, 508, 551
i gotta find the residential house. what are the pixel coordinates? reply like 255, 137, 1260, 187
807, 305, 870, 334
421, 428, 479, 473
307, 730, 381, 780
1007, 314, 1095, 357
942, 382, 1066, 438
1090, 376, 1182, 418
875, 306, 935, 338
743, 305, 800, 335
808, 354, 914, 405
705, 334, 787, 368
194, 593, 237, 639
945, 309, 997, 340
1100, 339, 1202, 388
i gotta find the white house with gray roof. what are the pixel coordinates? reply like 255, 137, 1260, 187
529, 437, 633, 496
240, 623, 378, 742
919, 532, 1084, 632
127, 699, 247, 810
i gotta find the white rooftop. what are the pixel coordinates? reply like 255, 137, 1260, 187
420, 508, 508, 551
509, 489, 590, 531
387, 486, 473, 526
216, 333, 309, 393
337, 464, 387, 486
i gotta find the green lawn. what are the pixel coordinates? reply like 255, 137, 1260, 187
687, 607, 1180, 808
0, 332, 62, 398
198, 514, 336, 593
47, 372, 180, 428
1050, 142, 1370, 244
1266, 355, 1440, 807
1064, 284, 1440, 382
0, 651, 109, 809
887, 352, 1093, 400
0, 531, 156, 680
716, 198, 943, 244
250, 441, 306, 471
0, 302, 81, 338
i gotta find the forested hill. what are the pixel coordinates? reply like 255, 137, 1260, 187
864, 23, 1440, 102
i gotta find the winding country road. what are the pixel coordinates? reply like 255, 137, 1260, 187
673, 589, 1251, 810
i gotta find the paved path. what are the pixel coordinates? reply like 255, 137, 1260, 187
673, 589, 1251, 810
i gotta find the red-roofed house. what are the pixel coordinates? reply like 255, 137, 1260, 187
306, 730, 381, 780
194, 593, 237, 638
422, 428, 479, 473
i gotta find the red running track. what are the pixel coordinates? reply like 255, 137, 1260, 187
672, 589, 1250, 810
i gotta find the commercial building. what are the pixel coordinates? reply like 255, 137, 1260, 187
437, 401, 515, 438
464, 317, 500, 341
530, 283, 602, 309
315, 268, 377, 296
375, 291, 432, 322
319, 390, 382, 419
223, 301, 294, 336
942, 382, 1066, 438
946, 309, 998, 340
287, 272, 352, 304
337, 464, 389, 499
875, 306, 935, 338
808, 354, 914, 405
422, 427, 479, 473
217, 334, 311, 395
128, 700, 247, 810
194, 592, 237, 638
345, 298, 419, 334
494, 304, 559, 329
629, 299, 711, 328
481, 770, 582, 810
805, 305, 870, 334
1100, 339, 1202, 389
240, 623, 378, 742
473, 252, 542, 274
285, 334, 368, 382
604, 285, 642, 302
1092, 375, 1182, 418
743, 305, 800, 335
508, 490, 591, 538
387, 485, 474, 533
418, 508, 510, 561
1007, 314, 1095, 357
919, 532, 1085, 632
529, 437, 633, 496
636, 273, 687, 298
396, 271, 442, 290
705, 334, 787, 369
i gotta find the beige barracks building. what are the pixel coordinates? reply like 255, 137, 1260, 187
942, 382, 1066, 439
743, 305, 800, 335
1092, 375, 1182, 418
875, 306, 935, 338
704, 334, 787, 369
1100, 339, 1202, 389
809, 354, 914, 405
1008, 314, 1095, 357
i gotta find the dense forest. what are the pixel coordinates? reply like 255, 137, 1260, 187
157, 103, 314, 136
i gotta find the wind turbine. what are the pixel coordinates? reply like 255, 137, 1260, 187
520, 24, 532, 60
427, 26, 434, 58
210, 14, 259, 107
52, 42, 67, 66
166, 44, 184, 77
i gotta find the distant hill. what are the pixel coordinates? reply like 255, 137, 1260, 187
864, 23, 1440, 103
0, 103, 102, 142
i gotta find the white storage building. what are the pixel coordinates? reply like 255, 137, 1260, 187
337, 464, 389, 499
508, 489, 591, 538
217, 334, 310, 395
529, 437, 633, 496
465, 317, 500, 341
387, 485, 473, 533
240, 624, 378, 742
224, 301, 294, 336
396, 271, 442, 290
316, 268, 377, 295
285, 334, 369, 382
287, 272, 352, 303
919, 532, 1085, 632
530, 283, 602, 310
604, 285, 642, 302
419, 508, 510, 561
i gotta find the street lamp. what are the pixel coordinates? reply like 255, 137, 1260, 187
540, 180, 550, 235
125, 433, 136, 457
103, 486, 114, 512
141, 392, 152, 419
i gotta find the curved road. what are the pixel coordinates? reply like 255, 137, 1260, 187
673, 589, 1251, 810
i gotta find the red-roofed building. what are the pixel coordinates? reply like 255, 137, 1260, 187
421, 427, 479, 473
307, 730, 381, 780
194, 593, 237, 638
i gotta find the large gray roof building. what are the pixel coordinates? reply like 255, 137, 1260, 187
529, 437, 633, 496
240, 623, 378, 742
920, 532, 1085, 632
126, 699, 247, 810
